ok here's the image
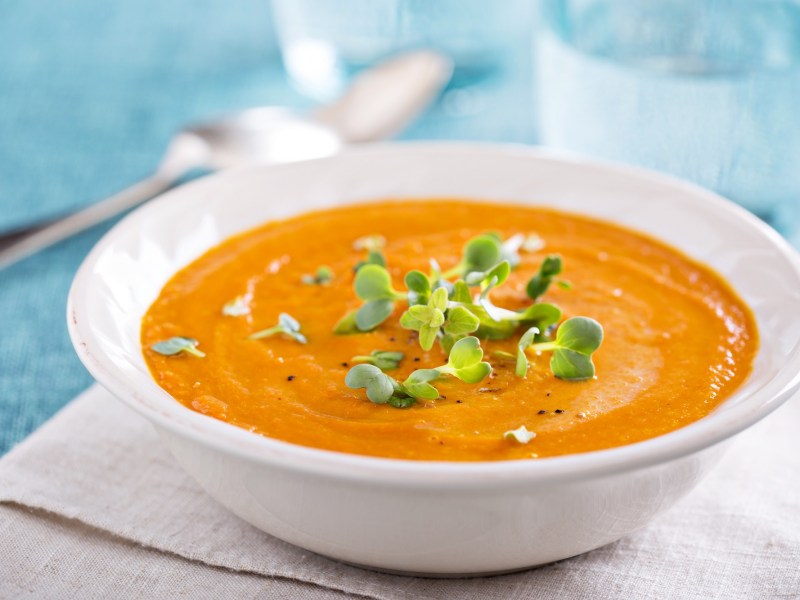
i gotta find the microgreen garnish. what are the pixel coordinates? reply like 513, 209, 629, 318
352, 350, 404, 371
222, 296, 250, 317
399, 287, 448, 351
518, 317, 603, 381
151, 337, 205, 358
249, 313, 307, 344
351, 264, 405, 331
434, 336, 492, 383
504, 425, 536, 444
336, 230, 603, 389
301, 265, 333, 286
526, 255, 572, 300
442, 234, 502, 279
345, 337, 492, 407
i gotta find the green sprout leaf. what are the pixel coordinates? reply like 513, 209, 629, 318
405, 269, 431, 306
354, 249, 386, 272
437, 336, 492, 384
464, 260, 511, 288
355, 264, 397, 300
332, 310, 359, 334
530, 317, 604, 381
442, 234, 502, 279
450, 279, 472, 304
443, 305, 480, 336
526, 255, 564, 300
352, 350, 404, 371
345, 364, 397, 404
250, 312, 307, 344
356, 299, 395, 331
222, 296, 250, 317
515, 326, 540, 378
399, 287, 448, 351
401, 368, 441, 400
301, 265, 333, 286
504, 425, 536, 444
151, 336, 205, 358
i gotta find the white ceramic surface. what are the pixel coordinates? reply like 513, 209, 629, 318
68, 143, 800, 575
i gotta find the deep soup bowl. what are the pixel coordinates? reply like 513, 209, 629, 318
68, 143, 800, 575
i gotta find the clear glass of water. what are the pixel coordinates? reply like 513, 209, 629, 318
533, 0, 800, 219
271, 0, 535, 101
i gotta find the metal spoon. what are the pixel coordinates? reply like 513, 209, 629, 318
0, 50, 452, 270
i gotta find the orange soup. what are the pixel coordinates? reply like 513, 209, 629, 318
142, 200, 757, 461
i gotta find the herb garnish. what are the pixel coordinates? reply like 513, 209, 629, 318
352, 350, 404, 371
526, 255, 572, 301
516, 317, 603, 381
250, 313, 307, 344
301, 265, 333, 286
151, 337, 205, 357
345, 336, 492, 407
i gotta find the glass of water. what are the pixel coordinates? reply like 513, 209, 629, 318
533, 0, 800, 220
271, 0, 535, 101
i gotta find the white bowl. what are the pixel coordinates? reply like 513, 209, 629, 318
68, 143, 800, 575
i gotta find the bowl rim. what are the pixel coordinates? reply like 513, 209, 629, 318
67, 141, 800, 488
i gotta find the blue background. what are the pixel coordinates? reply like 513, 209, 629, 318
0, 0, 536, 453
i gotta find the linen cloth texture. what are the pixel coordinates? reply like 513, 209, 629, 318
0, 386, 797, 600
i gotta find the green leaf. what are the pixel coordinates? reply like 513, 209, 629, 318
443, 305, 480, 336
222, 296, 250, 317
354, 264, 396, 300
345, 364, 397, 404
504, 425, 536, 444
515, 326, 540, 378
387, 395, 417, 408
526, 255, 563, 300
451, 280, 472, 304
465, 260, 511, 288
418, 324, 439, 352
333, 310, 360, 334
352, 350, 404, 371
515, 303, 562, 331
439, 336, 492, 384
355, 299, 395, 331
454, 362, 492, 384
302, 265, 333, 285
250, 313, 307, 344
555, 317, 603, 354
402, 369, 441, 400
354, 250, 386, 272
429, 287, 448, 311
448, 336, 484, 370
551, 348, 595, 381
462, 234, 502, 274
405, 270, 431, 294
151, 336, 205, 358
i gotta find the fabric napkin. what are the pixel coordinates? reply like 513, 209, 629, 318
1, 386, 798, 600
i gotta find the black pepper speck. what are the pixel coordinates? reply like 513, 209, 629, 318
287, 375, 296, 381
538, 410, 547, 415
555, 409, 564, 414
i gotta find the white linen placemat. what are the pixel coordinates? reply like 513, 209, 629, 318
1, 385, 798, 600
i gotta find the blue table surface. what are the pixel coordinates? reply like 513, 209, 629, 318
2, 2, 797, 456
0, 0, 539, 454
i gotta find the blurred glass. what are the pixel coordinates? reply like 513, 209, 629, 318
534, 0, 800, 218
271, 0, 535, 101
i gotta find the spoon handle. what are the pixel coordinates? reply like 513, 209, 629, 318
0, 172, 177, 270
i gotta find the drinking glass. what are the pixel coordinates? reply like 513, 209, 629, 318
271, 0, 535, 101
533, 0, 800, 219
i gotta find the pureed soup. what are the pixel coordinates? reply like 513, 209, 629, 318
142, 200, 758, 461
